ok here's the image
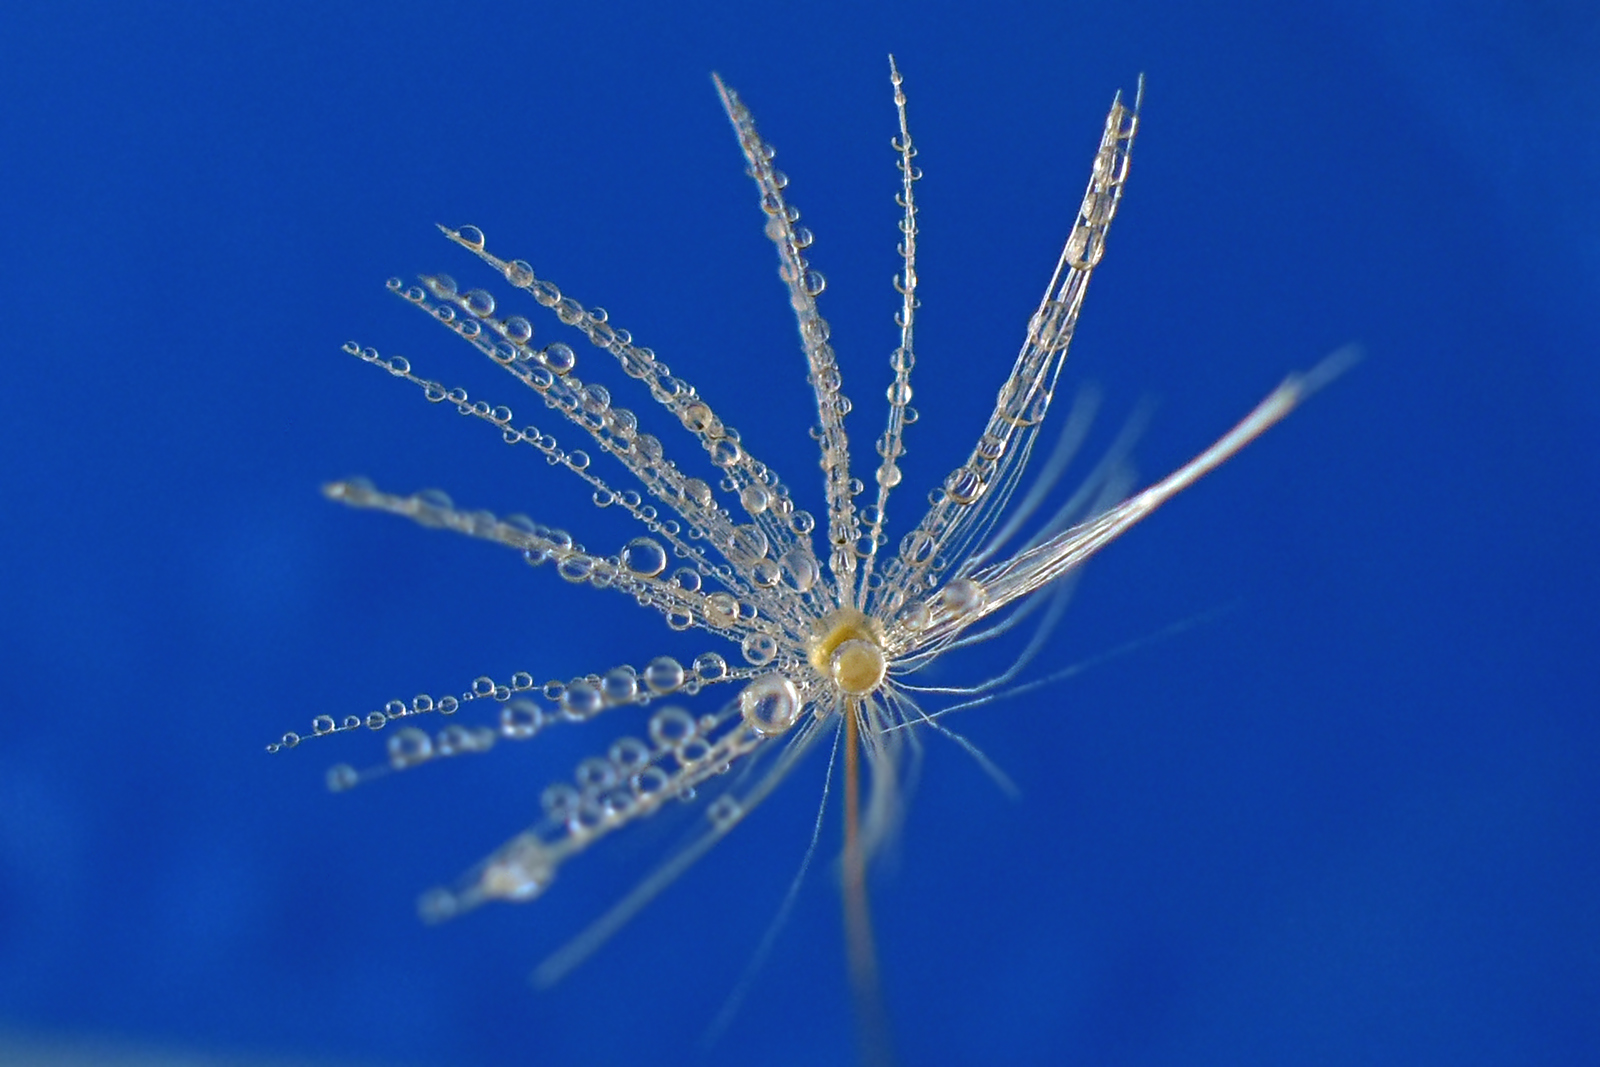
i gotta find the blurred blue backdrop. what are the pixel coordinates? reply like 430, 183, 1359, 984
1, 2, 1595, 1065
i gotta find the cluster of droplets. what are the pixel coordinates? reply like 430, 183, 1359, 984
416, 667, 806, 922
870, 87, 1141, 624
403, 232, 837, 646
713, 76, 867, 595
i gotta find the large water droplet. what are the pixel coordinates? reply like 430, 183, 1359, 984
644, 656, 685, 694
621, 537, 668, 577
739, 675, 801, 735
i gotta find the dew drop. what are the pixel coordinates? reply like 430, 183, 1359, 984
643, 656, 685, 694
541, 782, 581, 819
505, 259, 535, 287
692, 652, 728, 682
707, 795, 744, 830
387, 727, 432, 769
682, 478, 713, 508
500, 699, 543, 739
557, 555, 594, 583
648, 706, 697, 746
900, 529, 936, 565
944, 465, 985, 505
542, 342, 576, 374
601, 666, 639, 705
633, 766, 670, 797
677, 735, 713, 767
504, 315, 533, 344
739, 674, 801, 736
574, 757, 617, 792
561, 681, 603, 719
609, 737, 651, 773
725, 524, 769, 566
480, 847, 553, 902
621, 537, 668, 577
705, 593, 739, 624
740, 632, 779, 666
940, 577, 988, 616
739, 483, 770, 514
780, 546, 819, 593
455, 225, 485, 250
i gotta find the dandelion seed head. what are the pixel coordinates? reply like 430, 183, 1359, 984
269, 58, 1346, 1015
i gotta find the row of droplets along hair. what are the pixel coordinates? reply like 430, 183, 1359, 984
268, 57, 1352, 984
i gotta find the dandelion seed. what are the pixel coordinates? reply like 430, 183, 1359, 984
270, 56, 1350, 1060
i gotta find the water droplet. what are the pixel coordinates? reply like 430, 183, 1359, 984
575, 757, 617, 792
677, 735, 713, 767
940, 577, 987, 616
900, 529, 936, 564
740, 675, 801, 735
601, 666, 639, 705
480, 846, 553, 902
644, 656, 685, 694
692, 652, 728, 682
648, 707, 697, 747
621, 537, 668, 577
780, 546, 819, 592
831, 638, 887, 695
633, 766, 670, 797
725, 524, 769, 566
541, 783, 581, 819
561, 681, 603, 719
557, 555, 594, 583
739, 484, 770, 514
944, 465, 985, 505
504, 316, 533, 344
542, 343, 576, 374
707, 795, 744, 830
326, 763, 358, 792
705, 593, 739, 624
609, 737, 651, 772
682, 479, 713, 507
455, 225, 485, 249
388, 727, 433, 768
741, 632, 779, 666
500, 699, 543, 739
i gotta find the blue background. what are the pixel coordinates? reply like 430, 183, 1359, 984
1, 2, 1595, 1065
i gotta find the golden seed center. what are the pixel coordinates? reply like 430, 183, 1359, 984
809, 609, 887, 695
